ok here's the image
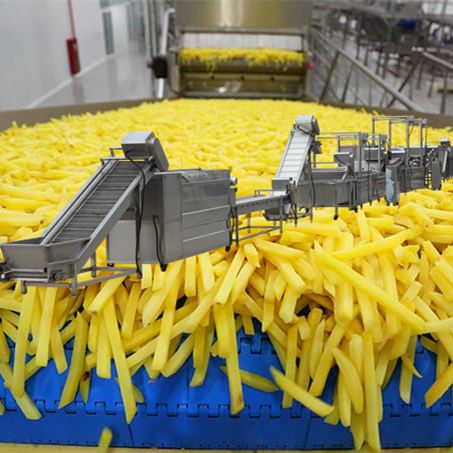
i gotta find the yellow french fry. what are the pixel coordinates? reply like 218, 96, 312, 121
97, 315, 112, 379
215, 249, 245, 304
59, 315, 88, 408
191, 324, 214, 387
425, 363, 453, 407
103, 298, 136, 423
88, 276, 126, 314
142, 260, 183, 326
219, 365, 277, 392
98, 427, 112, 452
162, 335, 195, 377
363, 332, 381, 451
0, 363, 41, 420
35, 287, 58, 367
244, 243, 260, 267
141, 264, 153, 290
151, 280, 179, 372
309, 320, 325, 379
283, 324, 299, 407
271, 367, 334, 417
184, 256, 197, 297
332, 348, 363, 413
317, 253, 425, 332
198, 252, 215, 293
12, 287, 37, 397
310, 323, 346, 396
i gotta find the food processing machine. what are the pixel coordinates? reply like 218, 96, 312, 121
150, 0, 312, 99
0, 115, 451, 292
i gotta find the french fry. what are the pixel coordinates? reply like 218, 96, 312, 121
427, 362, 453, 407
103, 298, 136, 423
244, 243, 260, 268
0, 322, 10, 363
220, 365, 277, 392
88, 277, 126, 314
309, 320, 325, 379
332, 348, 363, 413
162, 335, 195, 377
271, 367, 334, 417
279, 286, 300, 324
59, 315, 88, 408
0, 363, 41, 420
12, 287, 37, 397
151, 280, 179, 372
35, 287, 57, 367
283, 324, 299, 407
317, 253, 425, 332
310, 323, 346, 397
98, 427, 113, 452
184, 256, 197, 297
198, 253, 215, 293
121, 283, 141, 339
363, 332, 381, 451
215, 249, 245, 304
191, 324, 214, 387
142, 260, 183, 326
338, 374, 351, 427
97, 316, 112, 379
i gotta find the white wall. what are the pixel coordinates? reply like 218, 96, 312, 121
110, 3, 131, 53
0, 0, 71, 110
72, 0, 106, 71
0, 0, 138, 110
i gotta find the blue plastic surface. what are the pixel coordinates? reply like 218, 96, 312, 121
0, 332, 452, 449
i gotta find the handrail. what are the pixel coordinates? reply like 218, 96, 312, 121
310, 29, 422, 111
420, 51, 453, 72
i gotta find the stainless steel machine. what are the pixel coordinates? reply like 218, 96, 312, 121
371, 115, 444, 203
150, 0, 312, 99
0, 114, 451, 293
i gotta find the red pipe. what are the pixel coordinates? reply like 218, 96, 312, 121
66, 0, 80, 74
67, 0, 77, 39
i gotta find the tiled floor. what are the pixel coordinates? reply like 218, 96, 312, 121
39, 43, 153, 108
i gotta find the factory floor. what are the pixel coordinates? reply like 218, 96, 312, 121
38, 43, 153, 108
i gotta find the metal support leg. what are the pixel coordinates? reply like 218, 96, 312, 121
70, 278, 78, 296
91, 253, 97, 277
441, 69, 449, 114
416, 57, 424, 89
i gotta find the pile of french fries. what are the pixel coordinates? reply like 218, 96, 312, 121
179, 48, 305, 69
0, 99, 453, 450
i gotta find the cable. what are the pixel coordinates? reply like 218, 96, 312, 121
124, 152, 146, 279
152, 215, 166, 270
225, 206, 235, 250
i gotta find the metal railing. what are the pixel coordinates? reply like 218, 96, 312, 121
413, 51, 453, 114
309, 29, 421, 111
